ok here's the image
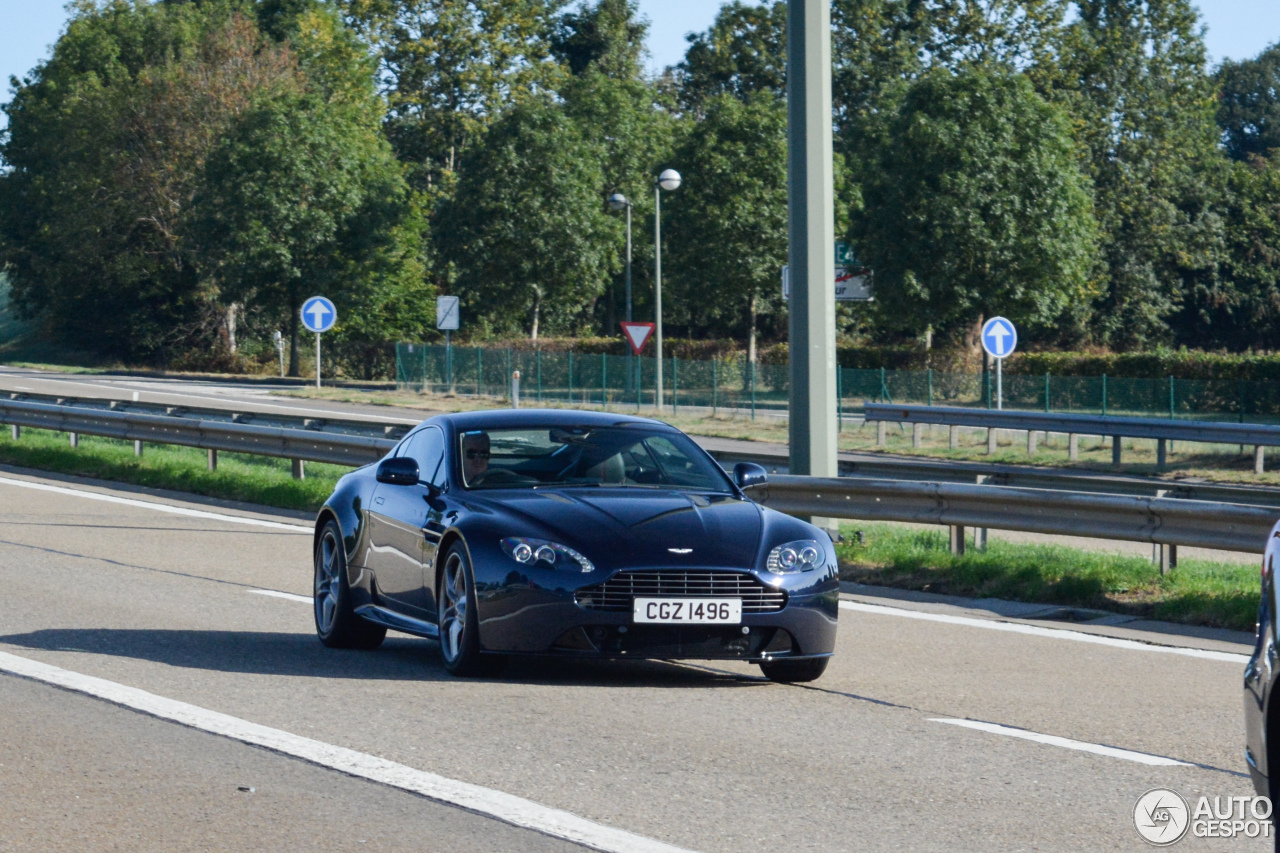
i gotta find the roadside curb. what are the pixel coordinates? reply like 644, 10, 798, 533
839, 580, 1255, 656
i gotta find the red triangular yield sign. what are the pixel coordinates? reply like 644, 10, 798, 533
620, 322, 656, 355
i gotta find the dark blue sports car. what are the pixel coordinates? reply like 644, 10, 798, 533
312, 409, 839, 682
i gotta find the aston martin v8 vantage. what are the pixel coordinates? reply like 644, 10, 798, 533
312, 409, 839, 681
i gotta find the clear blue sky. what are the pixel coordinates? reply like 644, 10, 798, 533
1, 0, 1276, 97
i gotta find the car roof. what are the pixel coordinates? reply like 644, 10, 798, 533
434, 408, 677, 432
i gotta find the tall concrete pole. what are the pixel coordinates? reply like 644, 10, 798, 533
787, 0, 838, 530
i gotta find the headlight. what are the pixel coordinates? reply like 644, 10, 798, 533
767, 539, 824, 573
500, 537, 594, 573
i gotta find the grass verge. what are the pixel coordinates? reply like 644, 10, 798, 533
837, 522, 1261, 632
0, 428, 347, 513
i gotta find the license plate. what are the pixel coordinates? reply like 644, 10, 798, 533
633, 598, 742, 624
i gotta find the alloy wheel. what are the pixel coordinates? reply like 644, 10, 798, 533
314, 529, 341, 634
440, 552, 468, 662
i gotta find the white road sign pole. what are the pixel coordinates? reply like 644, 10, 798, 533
980, 317, 1018, 411
300, 296, 338, 390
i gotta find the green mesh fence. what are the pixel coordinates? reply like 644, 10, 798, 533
395, 344, 1280, 425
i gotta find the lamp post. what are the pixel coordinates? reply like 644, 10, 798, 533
654, 168, 680, 413
608, 192, 635, 396
607, 193, 632, 322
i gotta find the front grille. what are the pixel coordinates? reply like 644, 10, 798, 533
574, 570, 786, 613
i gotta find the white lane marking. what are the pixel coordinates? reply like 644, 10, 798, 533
0, 476, 310, 533
0, 650, 696, 853
930, 718, 1192, 767
0, 376, 421, 424
249, 589, 312, 604
840, 600, 1251, 664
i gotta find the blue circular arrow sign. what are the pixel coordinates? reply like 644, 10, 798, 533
300, 296, 337, 333
981, 316, 1017, 359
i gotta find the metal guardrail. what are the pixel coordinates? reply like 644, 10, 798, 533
865, 402, 1280, 446
0, 389, 411, 440
864, 402, 1280, 472
752, 476, 1277, 555
0, 398, 395, 467
703, 445, 1280, 509
0, 388, 1274, 554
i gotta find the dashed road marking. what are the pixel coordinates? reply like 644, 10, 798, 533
840, 600, 1250, 664
930, 718, 1192, 766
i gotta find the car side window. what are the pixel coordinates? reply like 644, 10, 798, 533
398, 427, 447, 487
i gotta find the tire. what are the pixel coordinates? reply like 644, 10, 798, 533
314, 520, 386, 650
437, 542, 504, 676
759, 657, 829, 683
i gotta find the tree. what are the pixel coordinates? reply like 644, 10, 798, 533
0, 0, 428, 370
553, 0, 674, 333
1037, 0, 1223, 348
1174, 154, 1280, 349
663, 93, 787, 361
434, 96, 614, 339
851, 69, 1098, 341
0, 1, 296, 362
673, 1, 786, 113
193, 88, 428, 375
1217, 43, 1280, 161
339, 0, 562, 190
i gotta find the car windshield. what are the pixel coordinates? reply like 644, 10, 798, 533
458, 425, 733, 492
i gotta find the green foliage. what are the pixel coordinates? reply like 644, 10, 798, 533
0, 0, 428, 373
663, 92, 787, 349
1217, 43, 1280, 161
851, 69, 1098, 338
1011, 348, 1280, 381
673, 0, 786, 112
434, 95, 615, 338
1039, 0, 1223, 348
340, 0, 562, 189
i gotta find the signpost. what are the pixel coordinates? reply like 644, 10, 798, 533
782, 243, 873, 302
980, 316, 1018, 409
437, 295, 460, 389
300, 296, 337, 389
272, 330, 285, 378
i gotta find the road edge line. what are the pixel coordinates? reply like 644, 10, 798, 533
0, 475, 311, 532
0, 650, 696, 853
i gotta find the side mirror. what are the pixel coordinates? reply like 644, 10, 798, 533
733, 462, 768, 490
376, 457, 420, 486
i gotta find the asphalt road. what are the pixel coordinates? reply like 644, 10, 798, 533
0, 465, 1267, 852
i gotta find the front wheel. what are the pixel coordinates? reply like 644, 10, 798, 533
437, 543, 504, 677
314, 520, 386, 650
759, 657, 829, 683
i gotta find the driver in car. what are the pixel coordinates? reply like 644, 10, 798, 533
461, 431, 490, 484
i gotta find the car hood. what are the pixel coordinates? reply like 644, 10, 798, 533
466, 488, 763, 569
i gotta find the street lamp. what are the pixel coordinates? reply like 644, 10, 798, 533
654, 168, 680, 412
607, 193, 632, 323
608, 192, 636, 398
